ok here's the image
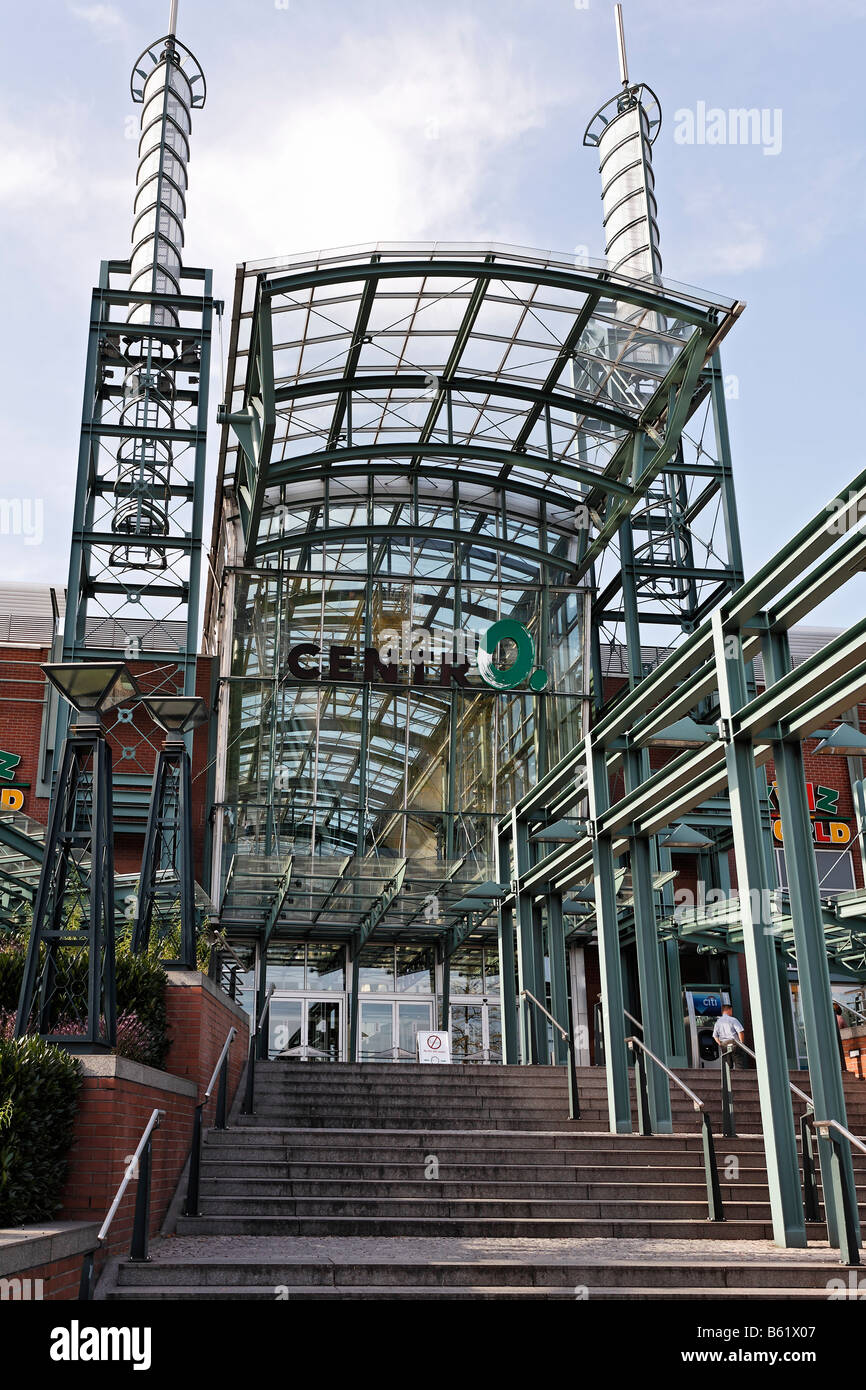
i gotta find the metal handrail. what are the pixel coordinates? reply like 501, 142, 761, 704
78, 1107, 165, 1299
257, 983, 275, 1031
626, 1035, 703, 1110
242, 984, 275, 1116
813, 1117, 866, 1156
205, 1024, 238, 1099
721, 1039, 812, 1143
185, 1023, 240, 1217
521, 989, 580, 1120
624, 1009, 644, 1033
626, 1034, 724, 1222
808, 1117, 865, 1266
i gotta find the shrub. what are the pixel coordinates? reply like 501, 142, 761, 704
0, 937, 170, 1070
0, 1036, 82, 1225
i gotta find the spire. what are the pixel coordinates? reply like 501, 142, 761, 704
614, 3, 629, 89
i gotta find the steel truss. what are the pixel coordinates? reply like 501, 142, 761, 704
60, 263, 213, 826
15, 723, 116, 1049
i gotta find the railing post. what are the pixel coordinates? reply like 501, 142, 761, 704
185, 1102, 203, 1216
632, 1043, 652, 1136
129, 1135, 153, 1262
256, 1000, 270, 1060
721, 1047, 736, 1137
821, 1129, 861, 1266
593, 1000, 605, 1067
242, 1031, 256, 1115
78, 1249, 96, 1301
801, 1112, 821, 1223
215, 1052, 229, 1130
566, 1037, 580, 1121
701, 1111, 726, 1222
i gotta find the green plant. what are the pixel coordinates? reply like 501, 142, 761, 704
0, 935, 171, 1070
0, 1036, 82, 1225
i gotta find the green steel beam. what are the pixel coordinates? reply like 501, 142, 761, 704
712, 608, 807, 1248
762, 627, 860, 1250
262, 259, 729, 330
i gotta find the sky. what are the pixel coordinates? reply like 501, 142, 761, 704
1, 0, 865, 626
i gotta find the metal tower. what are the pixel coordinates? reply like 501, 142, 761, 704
59, 1, 214, 825
583, 5, 744, 704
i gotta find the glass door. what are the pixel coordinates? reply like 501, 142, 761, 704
449, 998, 502, 1062
269, 996, 343, 1060
359, 1000, 433, 1060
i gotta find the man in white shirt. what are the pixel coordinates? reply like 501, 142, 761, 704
713, 1004, 745, 1065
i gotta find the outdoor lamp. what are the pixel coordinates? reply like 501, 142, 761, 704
647, 717, 719, 748
812, 723, 866, 756
657, 822, 714, 850
140, 694, 209, 738
42, 661, 138, 722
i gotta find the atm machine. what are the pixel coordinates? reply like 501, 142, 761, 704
684, 987, 731, 1068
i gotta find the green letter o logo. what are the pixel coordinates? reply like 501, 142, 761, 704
478, 619, 547, 690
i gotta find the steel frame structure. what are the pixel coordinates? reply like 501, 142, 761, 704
15, 721, 117, 1049
204, 242, 745, 1063
502, 465, 866, 1247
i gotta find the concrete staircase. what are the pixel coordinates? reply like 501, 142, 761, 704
106, 1062, 866, 1301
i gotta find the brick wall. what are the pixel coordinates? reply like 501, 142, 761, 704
60, 1058, 198, 1266
163, 970, 249, 1102
0, 1223, 100, 1303
0, 643, 52, 825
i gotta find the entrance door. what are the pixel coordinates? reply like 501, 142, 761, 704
269, 996, 343, 1060
450, 998, 502, 1062
358, 1000, 433, 1060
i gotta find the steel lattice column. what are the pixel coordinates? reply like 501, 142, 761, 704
15, 725, 117, 1050
133, 735, 196, 968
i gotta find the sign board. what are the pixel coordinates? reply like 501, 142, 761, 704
417, 1031, 451, 1064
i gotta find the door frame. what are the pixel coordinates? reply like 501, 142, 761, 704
270, 991, 346, 1061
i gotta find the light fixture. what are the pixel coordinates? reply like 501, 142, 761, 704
658, 822, 714, 849
465, 880, 509, 898
647, 716, 719, 748
530, 818, 588, 842
812, 723, 866, 756
42, 661, 138, 716
140, 694, 209, 736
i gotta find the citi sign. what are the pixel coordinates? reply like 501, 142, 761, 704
285, 619, 548, 692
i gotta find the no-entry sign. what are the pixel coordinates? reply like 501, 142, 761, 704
417, 1031, 452, 1063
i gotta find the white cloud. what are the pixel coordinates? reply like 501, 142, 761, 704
190, 17, 563, 273
68, 4, 128, 42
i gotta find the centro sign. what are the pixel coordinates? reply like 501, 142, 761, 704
285, 619, 548, 692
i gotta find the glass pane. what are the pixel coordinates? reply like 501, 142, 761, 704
483, 948, 500, 996
269, 999, 303, 1058
450, 949, 484, 994
398, 1002, 432, 1058
360, 1001, 393, 1059
451, 1004, 483, 1060
395, 944, 434, 993
487, 1005, 502, 1061
358, 945, 395, 993
307, 999, 341, 1061
306, 943, 346, 991
266, 943, 305, 991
